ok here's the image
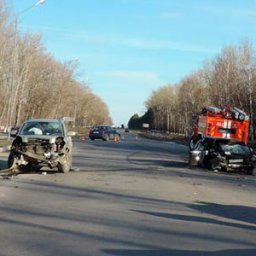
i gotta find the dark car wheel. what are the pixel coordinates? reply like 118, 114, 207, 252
8, 152, 19, 169
103, 135, 109, 141
210, 157, 221, 171
246, 166, 254, 175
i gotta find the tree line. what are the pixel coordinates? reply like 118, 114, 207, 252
129, 41, 256, 141
0, 0, 112, 130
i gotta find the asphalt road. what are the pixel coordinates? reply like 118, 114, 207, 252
0, 131, 255, 256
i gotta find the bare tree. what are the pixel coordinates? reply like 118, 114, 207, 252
0, 0, 112, 130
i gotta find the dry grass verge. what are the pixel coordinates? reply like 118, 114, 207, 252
137, 131, 189, 146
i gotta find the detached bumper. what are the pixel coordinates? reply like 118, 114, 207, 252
17, 150, 62, 167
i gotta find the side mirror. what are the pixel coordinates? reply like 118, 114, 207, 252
67, 131, 76, 137
10, 127, 19, 138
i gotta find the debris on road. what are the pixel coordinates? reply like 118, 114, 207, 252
71, 167, 80, 172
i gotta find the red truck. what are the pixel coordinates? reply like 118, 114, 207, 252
189, 106, 255, 174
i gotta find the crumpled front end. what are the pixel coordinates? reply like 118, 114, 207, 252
10, 135, 67, 168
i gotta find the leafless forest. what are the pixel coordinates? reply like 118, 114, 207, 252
2, 0, 255, 137
0, 1, 112, 129
130, 41, 256, 141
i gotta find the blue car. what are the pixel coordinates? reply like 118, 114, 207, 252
89, 125, 120, 141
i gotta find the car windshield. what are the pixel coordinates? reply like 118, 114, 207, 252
20, 121, 64, 136
220, 143, 251, 156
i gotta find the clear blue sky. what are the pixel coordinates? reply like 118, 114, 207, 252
9, 0, 256, 126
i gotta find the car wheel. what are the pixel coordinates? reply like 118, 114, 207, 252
188, 154, 194, 168
58, 152, 72, 173
90, 138, 95, 141
8, 152, 19, 169
58, 160, 70, 173
210, 158, 221, 172
246, 167, 254, 175
103, 135, 109, 141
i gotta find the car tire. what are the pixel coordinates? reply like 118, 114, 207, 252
188, 154, 194, 168
103, 135, 109, 141
8, 152, 19, 169
246, 167, 254, 175
57, 162, 69, 173
58, 152, 72, 173
210, 158, 221, 172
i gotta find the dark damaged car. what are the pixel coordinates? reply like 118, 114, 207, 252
189, 138, 256, 175
8, 118, 75, 173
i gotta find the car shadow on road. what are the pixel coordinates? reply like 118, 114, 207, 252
3, 179, 255, 254
191, 201, 256, 225
89, 139, 187, 156
127, 157, 187, 169
16, 178, 256, 229
102, 248, 256, 256
131, 201, 256, 231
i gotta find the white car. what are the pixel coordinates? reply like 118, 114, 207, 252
8, 118, 75, 173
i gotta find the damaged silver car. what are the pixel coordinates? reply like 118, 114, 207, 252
8, 118, 75, 173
